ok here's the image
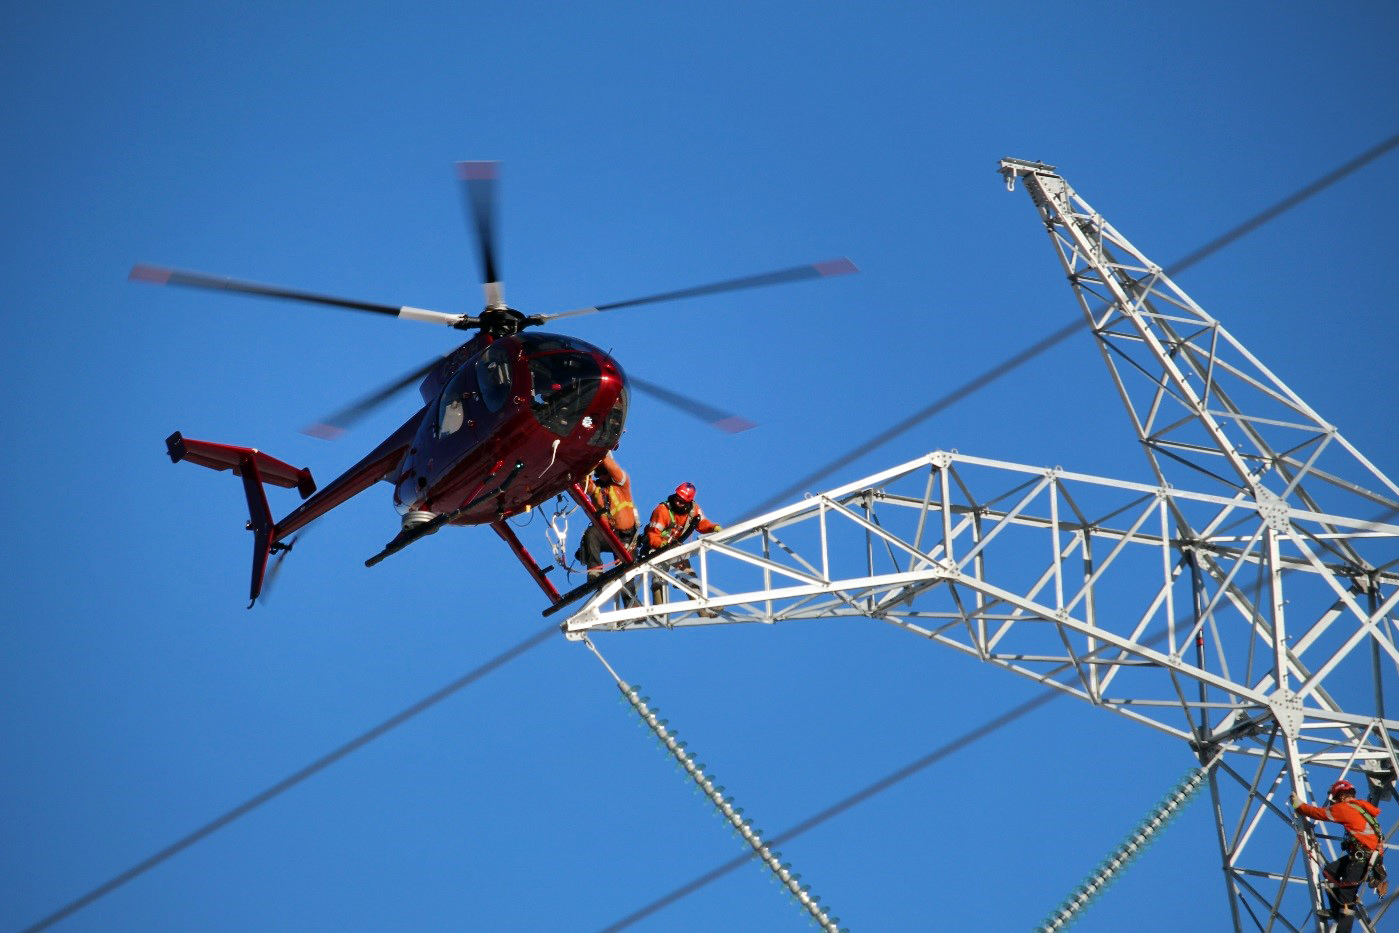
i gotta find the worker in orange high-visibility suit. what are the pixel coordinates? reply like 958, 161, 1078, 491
1293, 778, 1387, 931
645, 482, 720, 551
643, 482, 721, 606
577, 451, 638, 582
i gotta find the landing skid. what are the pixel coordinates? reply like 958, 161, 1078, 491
364, 460, 524, 567
542, 559, 637, 618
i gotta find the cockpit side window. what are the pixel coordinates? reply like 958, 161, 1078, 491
436, 366, 478, 437
476, 343, 514, 412
588, 388, 628, 447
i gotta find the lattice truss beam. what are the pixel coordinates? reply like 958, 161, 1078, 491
566, 452, 1399, 926
563, 160, 1399, 929
567, 452, 1397, 755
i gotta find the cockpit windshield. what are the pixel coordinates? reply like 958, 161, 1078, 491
476, 342, 514, 412
518, 334, 589, 354
528, 351, 601, 436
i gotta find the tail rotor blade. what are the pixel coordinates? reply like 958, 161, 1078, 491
629, 375, 756, 434
537, 257, 858, 323
261, 533, 302, 603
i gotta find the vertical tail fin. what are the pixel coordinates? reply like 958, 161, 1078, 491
166, 432, 316, 606
239, 455, 275, 608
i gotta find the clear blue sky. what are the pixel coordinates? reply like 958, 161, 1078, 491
3, 3, 1397, 930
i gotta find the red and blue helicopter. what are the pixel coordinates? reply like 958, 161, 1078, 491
133, 162, 855, 608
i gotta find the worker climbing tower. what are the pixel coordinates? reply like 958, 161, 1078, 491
565, 159, 1399, 930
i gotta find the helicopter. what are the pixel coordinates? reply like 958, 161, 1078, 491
134, 162, 856, 608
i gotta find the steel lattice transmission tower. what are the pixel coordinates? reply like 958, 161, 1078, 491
564, 159, 1399, 931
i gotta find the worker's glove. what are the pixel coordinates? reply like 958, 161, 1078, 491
1371, 861, 1389, 895
1289, 793, 1302, 811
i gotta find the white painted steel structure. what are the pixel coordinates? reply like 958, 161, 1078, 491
563, 160, 1399, 931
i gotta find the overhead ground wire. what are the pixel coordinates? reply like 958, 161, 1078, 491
741, 130, 1399, 521
25, 131, 1399, 931
21, 624, 557, 933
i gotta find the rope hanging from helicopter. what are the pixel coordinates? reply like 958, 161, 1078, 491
534, 489, 639, 581
545, 495, 578, 574
504, 491, 584, 577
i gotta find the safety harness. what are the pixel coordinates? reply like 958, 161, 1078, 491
569, 480, 639, 577
585, 474, 636, 529
1339, 799, 1389, 897
648, 504, 696, 549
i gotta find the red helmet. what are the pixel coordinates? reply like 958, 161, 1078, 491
1330, 779, 1356, 799
673, 482, 696, 504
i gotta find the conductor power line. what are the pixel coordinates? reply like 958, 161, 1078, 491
25, 133, 1398, 931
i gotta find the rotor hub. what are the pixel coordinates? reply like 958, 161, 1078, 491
474, 306, 531, 337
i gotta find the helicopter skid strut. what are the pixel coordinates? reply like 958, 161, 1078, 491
493, 521, 560, 602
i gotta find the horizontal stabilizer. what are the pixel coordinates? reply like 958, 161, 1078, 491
167, 432, 316, 499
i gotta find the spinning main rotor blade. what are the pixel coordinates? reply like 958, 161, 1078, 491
457, 161, 503, 307
302, 357, 443, 439
629, 376, 756, 433
537, 257, 859, 323
129, 264, 470, 328
741, 320, 1079, 520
